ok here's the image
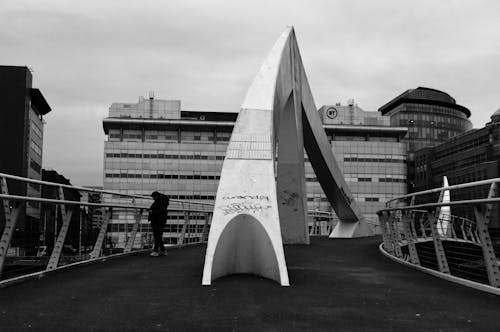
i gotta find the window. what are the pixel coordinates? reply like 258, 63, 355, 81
30, 140, 42, 156
31, 120, 42, 138
30, 159, 41, 173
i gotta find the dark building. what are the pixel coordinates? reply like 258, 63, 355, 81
379, 87, 473, 191
414, 109, 500, 230
41, 169, 83, 255
0, 66, 51, 254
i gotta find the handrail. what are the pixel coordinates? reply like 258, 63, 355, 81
0, 172, 214, 207
0, 193, 211, 213
385, 177, 500, 206
0, 172, 216, 279
380, 197, 500, 213
378, 179, 500, 291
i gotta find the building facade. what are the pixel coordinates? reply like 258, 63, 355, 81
414, 109, 500, 229
102, 95, 235, 248
379, 87, 472, 191
102, 96, 407, 245
315, 101, 408, 228
0, 66, 51, 254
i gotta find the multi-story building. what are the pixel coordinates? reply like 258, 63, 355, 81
102, 94, 236, 248
315, 101, 408, 229
414, 109, 500, 229
102, 95, 407, 245
379, 87, 472, 191
0, 66, 51, 254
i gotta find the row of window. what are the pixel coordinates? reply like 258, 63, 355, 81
107, 223, 208, 233
109, 133, 231, 142
343, 156, 406, 163
30, 140, 42, 156
105, 173, 221, 180
106, 172, 405, 184
434, 136, 490, 160
30, 159, 41, 173
344, 176, 406, 183
30, 120, 43, 139
114, 213, 209, 220
394, 104, 467, 119
306, 197, 380, 202
105, 152, 225, 161
402, 119, 466, 130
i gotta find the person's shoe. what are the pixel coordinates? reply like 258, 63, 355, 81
150, 251, 159, 257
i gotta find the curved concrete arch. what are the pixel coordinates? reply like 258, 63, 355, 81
210, 214, 284, 284
203, 27, 370, 286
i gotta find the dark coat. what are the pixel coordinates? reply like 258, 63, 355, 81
148, 193, 169, 223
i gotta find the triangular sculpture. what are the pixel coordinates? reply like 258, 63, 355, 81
437, 176, 451, 236
202, 27, 370, 286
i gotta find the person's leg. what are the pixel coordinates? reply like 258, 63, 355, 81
158, 219, 166, 253
152, 221, 161, 252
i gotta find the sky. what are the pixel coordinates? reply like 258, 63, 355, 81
1, 0, 499, 186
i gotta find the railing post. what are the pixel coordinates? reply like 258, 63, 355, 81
409, 214, 418, 239
428, 212, 450, 274
0, 177, 22, 276
389, 213, 403, 258
327, 213, 333, 234
201, 212, 211, 243
124, 208, 143, 253
460, 219, 467, 241
402, 211, 420, 265
90, 207, 112, 259
449, 216, 458, 240
179, 211, 190, 246
378, 211, 393, 254
473, 183, 500, 288
419, 215, 427, 238
308, 213, 313, 236
47, 187, 74, 270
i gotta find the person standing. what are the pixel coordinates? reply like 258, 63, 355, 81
148, 191, 169, 256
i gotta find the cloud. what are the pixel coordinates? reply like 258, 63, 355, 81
1, 0, 500, 184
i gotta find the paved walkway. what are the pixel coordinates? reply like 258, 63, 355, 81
0, 237, 498, 331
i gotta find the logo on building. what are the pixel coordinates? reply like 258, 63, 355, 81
326, 107, 338, 119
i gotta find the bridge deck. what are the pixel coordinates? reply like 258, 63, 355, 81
0, 237, 498, 331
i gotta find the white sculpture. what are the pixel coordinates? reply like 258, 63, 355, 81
202, 27, 370, 286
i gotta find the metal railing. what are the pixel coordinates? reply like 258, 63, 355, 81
308, 210, 334, 236
0, 172, 214, 280
0, 172, 340, 281
378, 178, 500, 291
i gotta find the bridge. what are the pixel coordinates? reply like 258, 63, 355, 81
1, 237, 499, 331
1, 27, 499, 330
0, 172, 499, 331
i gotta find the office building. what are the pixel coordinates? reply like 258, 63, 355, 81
315, 101, 408, 229
0, 66, 51, 254
379, 87, 472, 191
102, 94, 236, 248
102, 95, 407, 244
414, 109, 500, 229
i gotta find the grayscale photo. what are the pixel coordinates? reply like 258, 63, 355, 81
0, 0, 499, 331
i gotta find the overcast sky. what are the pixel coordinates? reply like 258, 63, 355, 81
1, 0, 499, 185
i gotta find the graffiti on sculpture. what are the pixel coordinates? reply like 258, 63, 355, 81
219, 195, 273, 215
